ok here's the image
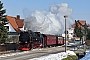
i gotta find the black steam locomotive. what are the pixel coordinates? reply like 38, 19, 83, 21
18, 30, 44, 50
18, 30, 64, 51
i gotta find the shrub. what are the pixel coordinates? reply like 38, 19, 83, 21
62, 55, 78, 60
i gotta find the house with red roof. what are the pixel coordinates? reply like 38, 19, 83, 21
62, 20, 87, 40
5, 15, 25, 33
72, 20, 86, 28
4, 15, 25, 43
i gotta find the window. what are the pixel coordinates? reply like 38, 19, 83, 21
4, 26, 9, 31
58, 37, 62, 40
52, 37, 56, 40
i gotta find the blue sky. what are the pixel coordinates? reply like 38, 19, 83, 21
1, 0, 90, 23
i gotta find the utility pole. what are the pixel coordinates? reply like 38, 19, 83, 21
64, 15, 68, 52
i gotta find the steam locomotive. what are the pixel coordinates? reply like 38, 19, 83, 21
18, 30, 64, 51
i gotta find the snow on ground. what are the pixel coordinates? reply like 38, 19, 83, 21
29, 50, 76, 60
0, 49, 76, 60
80, 51, 90, 60
0, 49, 43, 58
1, 49, 90, 60
0, 51, 30, 58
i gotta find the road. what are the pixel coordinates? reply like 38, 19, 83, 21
0, 46, 69, 60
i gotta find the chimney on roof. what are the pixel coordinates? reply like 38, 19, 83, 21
17, 15, 20, 19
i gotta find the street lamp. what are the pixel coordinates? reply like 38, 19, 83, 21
64, 15, 68, 52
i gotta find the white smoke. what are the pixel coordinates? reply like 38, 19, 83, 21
24, 3, 74, 35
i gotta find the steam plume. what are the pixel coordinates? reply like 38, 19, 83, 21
24, 3, 74, 35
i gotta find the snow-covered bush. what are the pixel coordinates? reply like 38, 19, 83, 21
62, 55, 78, 60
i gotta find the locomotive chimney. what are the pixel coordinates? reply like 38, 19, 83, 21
17, 15, 20, 19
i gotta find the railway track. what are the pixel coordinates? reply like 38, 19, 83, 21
0, 50, 23, 56
0, 46, 68, 60
0, 46, 64, 57
0, 46, 62, 55
0, 51, 13, 55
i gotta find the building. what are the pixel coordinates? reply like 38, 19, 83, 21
6, 15, 25, 33
5, 15, 25, 43
62, 20, 87, 40
62, 28, 74, 40
72, 20, 86, 28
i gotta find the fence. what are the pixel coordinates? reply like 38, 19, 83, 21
0, 43, 18, 52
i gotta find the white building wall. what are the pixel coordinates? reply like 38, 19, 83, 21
62, 28, 74, 39
5, 23, 16, 32
67, 28, 74, 34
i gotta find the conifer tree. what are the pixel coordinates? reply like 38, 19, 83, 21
74, 20, 83, 39
0, 1, 8, 44
87, 29, 90, 40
